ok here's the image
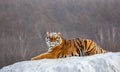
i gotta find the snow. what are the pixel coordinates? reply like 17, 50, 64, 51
0, 52, 120, 72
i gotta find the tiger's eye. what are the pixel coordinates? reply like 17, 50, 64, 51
47, 37, 49, 39
56, 39, 59, 42
46, 37, 50, 41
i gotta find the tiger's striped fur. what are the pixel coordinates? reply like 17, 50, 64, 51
31, 32, 107, 60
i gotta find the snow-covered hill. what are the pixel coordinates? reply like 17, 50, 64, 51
0, 52, 120, 72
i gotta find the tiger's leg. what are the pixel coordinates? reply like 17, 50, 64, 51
59, 40, 79, 58
31, 52, 55, 60
83, 39, 107, 55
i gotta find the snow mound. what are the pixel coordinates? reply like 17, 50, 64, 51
0, 52, 120, 72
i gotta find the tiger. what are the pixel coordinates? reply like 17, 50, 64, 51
31, 32, 107, 60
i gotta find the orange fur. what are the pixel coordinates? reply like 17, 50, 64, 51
31, 32, 107, 60
31, 37, 78, 60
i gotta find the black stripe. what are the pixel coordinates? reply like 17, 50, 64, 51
74, 39, 81, 56
76, 48, 80, 56
74, 39, 80, 49
85, 52, 90, 56
76, 38, 81, 48
78, 38, 84, 49
87, 45, 96, 53
71, 52, 74, 56
78, 38, 82, 45
86, 40, 93, 51
65, 55, 66, 58
100, 48, 103, 53
57, 52, 61, 58
84, 40, 87, 49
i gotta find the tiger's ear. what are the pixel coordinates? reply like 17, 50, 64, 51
47, 32, 49, 36
58, 32, 61, 35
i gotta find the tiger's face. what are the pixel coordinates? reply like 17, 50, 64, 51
45, 32, 62, 49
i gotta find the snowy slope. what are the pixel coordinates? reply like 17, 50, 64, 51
0, 52, 120, 72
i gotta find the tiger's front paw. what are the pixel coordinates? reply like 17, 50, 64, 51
31, 58, 35, 60
31, 57, 38, 60
59, 52, 72, 58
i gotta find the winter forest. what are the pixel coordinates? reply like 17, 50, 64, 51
0, 0, 120, 68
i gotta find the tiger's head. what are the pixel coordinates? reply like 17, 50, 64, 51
45, 32, 62, 49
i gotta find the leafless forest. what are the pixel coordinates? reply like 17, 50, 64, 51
0, 0, 120, 68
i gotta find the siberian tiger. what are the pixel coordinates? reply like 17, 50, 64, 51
31, 32, 107, 60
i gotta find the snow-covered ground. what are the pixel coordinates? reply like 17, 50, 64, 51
0, 52, 120, 72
